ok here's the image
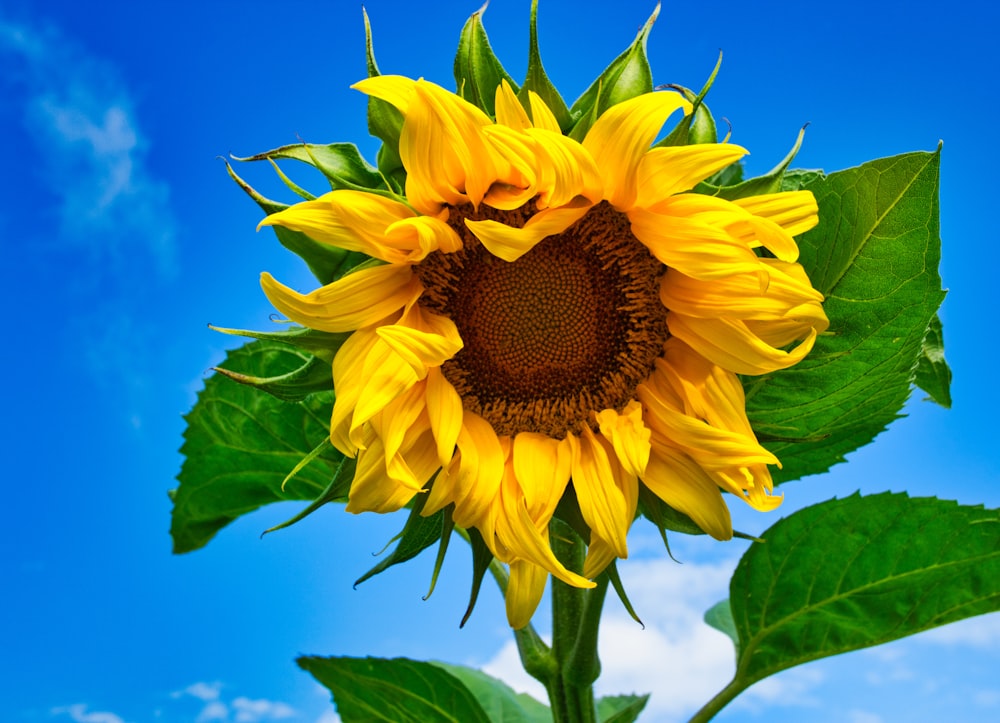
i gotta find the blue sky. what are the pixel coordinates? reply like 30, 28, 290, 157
1, 1, 997, 722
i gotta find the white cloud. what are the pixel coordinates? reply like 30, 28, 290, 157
196, 701, 230, 723
314, 710, 340, 723
51, 704, 128, 723
173, 681, 223, 702
846, 710, 884, 723
231, 697, 296, 722
919, 613, 1000, 649
0, 15, 176, 277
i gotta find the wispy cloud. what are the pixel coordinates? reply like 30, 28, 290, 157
174, 682, 298, 723
919, 613, 1000, 649
0, 14, 176, 277
51, 704, 128, 723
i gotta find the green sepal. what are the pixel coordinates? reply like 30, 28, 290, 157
208, 324, 349, 365
354, 493, 444, 588
914, 313, 952, 407
231, 141, 387, 194
212, 350, 331, 402
596, 694, 650, 723
423, 507, 456, 600
460, 526, 496, 628
261, 454, 356, 536
567, 2, 659, 141
363, 7, 407, 191
658, 52, 722, 147
224, 160, 367, 285
605, 561, 644, 628
695, 125, 807, 200
517, 0, 571, 130
265, 157, 315, 201
454, 2, 519, 116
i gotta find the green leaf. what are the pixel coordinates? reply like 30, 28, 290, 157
745, 149, 946, 483
224, 160, 368, 285
231, 142, 387, 194
212, 350, 332, 402
431, 662, 552, 723
596, 694, 650, 723
708, 493, 1000, 708
567, 2, 659, 141
300, 656, 492, 723
170, 340, 345, 553
363, 7, 406, 191
703, 599, 739, 658
517, 0, 571, 131
453, 2, 519, 116
353, 494, 445, 588
913, 313, 952, 407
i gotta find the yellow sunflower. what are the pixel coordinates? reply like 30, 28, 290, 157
257, 76, 828, 628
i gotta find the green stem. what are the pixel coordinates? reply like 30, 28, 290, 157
548, 521, 607, 723
686, 676, 744, 723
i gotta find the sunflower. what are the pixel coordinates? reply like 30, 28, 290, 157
257, 76, 828, 628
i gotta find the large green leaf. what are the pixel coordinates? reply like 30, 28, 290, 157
698, 493, 1000, 716
300, 656, 492, 723
745, 149, 946, 483
170, 340, 345, 553
431, 662, 552, 723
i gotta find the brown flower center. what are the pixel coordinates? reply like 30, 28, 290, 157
415, 201, 669, 438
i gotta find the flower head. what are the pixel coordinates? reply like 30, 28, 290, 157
257, 74, 827, 628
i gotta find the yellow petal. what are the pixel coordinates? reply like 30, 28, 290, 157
425, 367, 463, 466
634, 143, 748, 207
375, 309, 463, 376
643, 447, 733, 540
582, 537, 617, 579
384, 214, 464, 261
330, 327, 384, 455
512, 432, 572, 523
351, 74, 417, 114
257, 191, 416, 263
345, 429, 420, 514
260, 265, 421, 333
568, 427, 629, 558
595, 400, 651, 478
733, 190, 818, 238
400, 79, 506, 214
528, 128, 604, 208
629, 204, 763, 279
667, 313, 819, 376
425, 411, 504, 527
495, 79, 531, 130
465, 202, 590, 261
527, 91, 561, 133
368, 383, 429, 490
582, 91, 691, 210
506, 560, 549, 629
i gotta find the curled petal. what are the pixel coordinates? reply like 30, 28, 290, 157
425, 367, 463, 466
668, 313, 819, 376
465, 202, 590, 261
258, 191, 416, 263
529, 128, 604, 208
512, 432, 572, 523
643, 447, 733, 540
635, 143, 749, 207
733, 190, 818, 238
352, 74, 417, 113
384, 214, 464, 261
583, 91, 691, 210
568, 427, 629, 559
345, 429, 419, 514
596, 401, 651, 479
260, 265, 421, 333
